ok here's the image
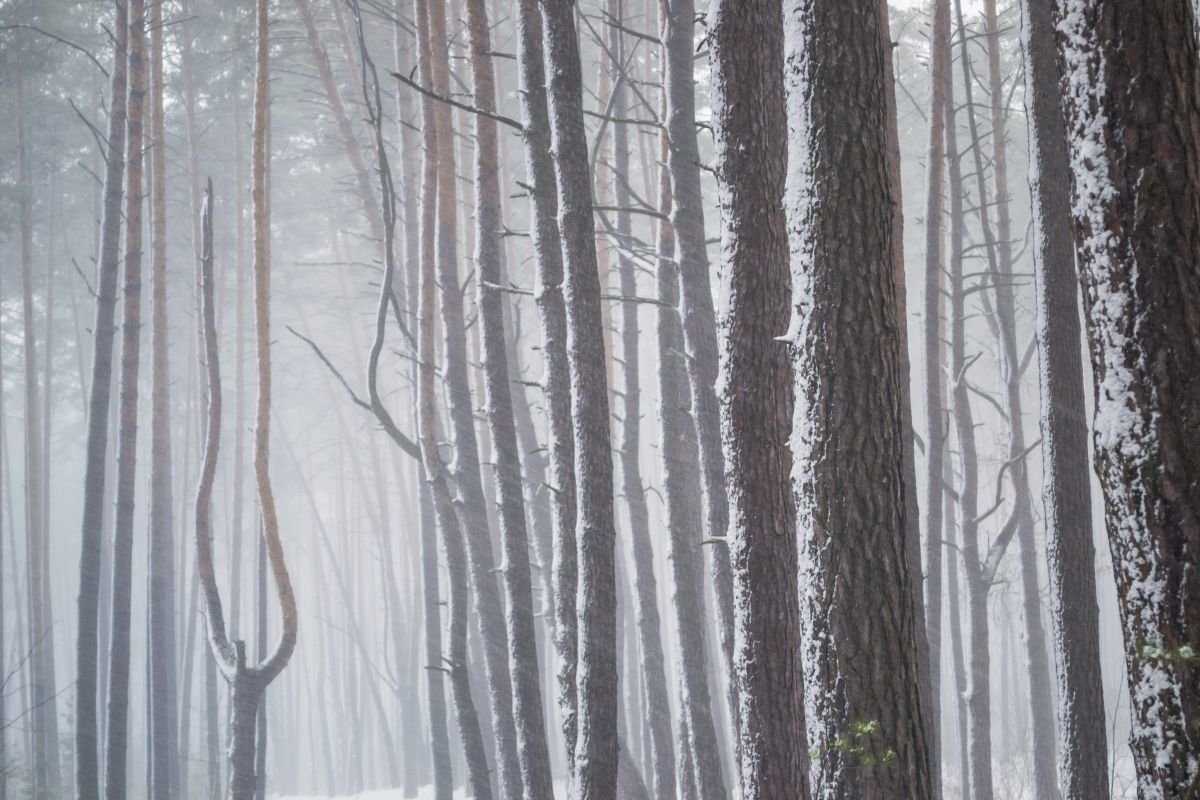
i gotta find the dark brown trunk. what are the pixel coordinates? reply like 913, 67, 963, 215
710, 2, 809, 797
1053, 0, 1200, 794
786, 1, 933, 795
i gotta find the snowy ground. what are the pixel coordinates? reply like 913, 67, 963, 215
274, 781, 569, 800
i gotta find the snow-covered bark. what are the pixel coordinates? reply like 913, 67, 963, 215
514, 0, 579, 770
1022, 1, 1110, 797
1053, 1, 1200, 795
784, 0, 933, 796
710, 1, 809, 797
538, 2, 620, 796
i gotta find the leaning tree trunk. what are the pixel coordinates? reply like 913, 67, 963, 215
149, 1, 179, 794
785, 1, 933, 796
513, 0, 579, 771
193, 3, 299, 796
1053, 0, 1200, 794
463, 0, 556, 794
1021, 1, 1110, 797
74, 5, 128, 796
710, 1, 810, 797
104, 0, 147, 791
539, 2, 621, 796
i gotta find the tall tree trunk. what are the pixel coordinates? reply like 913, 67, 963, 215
73, 8, 127, 777
974, 3, 1060, 793
149, 0, 178, 794
785, 1, 933, 796
539, 2, 621, 795
1021, 1, 1110, 797
463, 0, 556, 795
654, 129, 722, 800
513, 0, 578, 770
1054, 0, 1200, 794
424, 0, 525, 793
104, 0, 147, 790
660, 0, 739, 747
920, 1, 950, 792
944, 32, 992, 797
710, 2, 809, 797
411, 0, 492, 796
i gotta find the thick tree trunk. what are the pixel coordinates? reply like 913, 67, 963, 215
104, 0, 147, 791
785, 1, 933, 796
710, 2, 809, 797
149, 1, 178, 794
463, 0, 556, 795
1021, 1, 1110, 797
1053, 1, 1200, 794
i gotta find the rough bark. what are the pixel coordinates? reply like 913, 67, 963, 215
709, 1, 809, 797
1021, 1, 1110, 797
464, 0, 557, 794
104, 0, 147, 790
539, 2, 621, 796
785, 1, 933, 796
1053, 0, 1200, 795
661, 0, 739, 746
514, 0, 579, 770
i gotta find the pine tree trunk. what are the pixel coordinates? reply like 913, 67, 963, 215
710, 2, 809, 797
660, 1, 740, 747
149, 1, 178, 793
104, 0, 147, 790
920, 2, 950, 792
539, 3, 622, 795
786, 1, 933, 795
1053, 1, 1200, 794
514, 0, 579, 771
464, 0, 556, 795
1021, 1, 1110, 797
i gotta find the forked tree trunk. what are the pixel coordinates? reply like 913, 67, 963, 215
709, 1, 809, 797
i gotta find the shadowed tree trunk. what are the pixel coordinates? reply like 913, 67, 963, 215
539, 1, 621, 795
710, 1, 809, 797
1053, 0, 1200, 794
1021, 1, 1110, 797
785, 1, 933, 796
104, 0, 147, 790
